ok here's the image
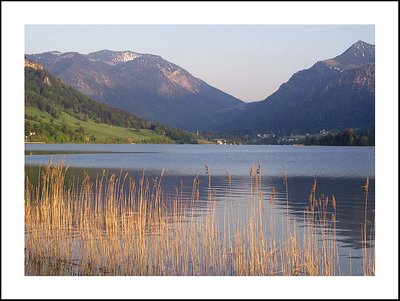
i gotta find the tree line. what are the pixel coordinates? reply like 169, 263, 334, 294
303, 128, 374, 146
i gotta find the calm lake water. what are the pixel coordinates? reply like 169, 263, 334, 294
25, 144, 375, 275
25, 144, 374, 177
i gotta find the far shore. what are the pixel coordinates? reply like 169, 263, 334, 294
23, 142, 374, 147
25, 141, 45, 144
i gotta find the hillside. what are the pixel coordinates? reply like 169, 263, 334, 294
25, 59, 200, 144
221, 40, 375, 135
26, 50, 245, 131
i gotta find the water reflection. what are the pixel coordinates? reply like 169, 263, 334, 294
25, 144, 375, 275
25, 144, 375, 178
25, 165, 374, 252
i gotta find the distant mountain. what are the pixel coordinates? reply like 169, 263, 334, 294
26, 41, 375, 135
222, 40, 375, 134
24, 59, 200, 144
26, 50, 245, 131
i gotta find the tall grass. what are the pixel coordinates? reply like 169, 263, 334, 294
362, 177, 375, 276
25, 163, 375, 276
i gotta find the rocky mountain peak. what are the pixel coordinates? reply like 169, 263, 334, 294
87, 50, 142, 65
332, 40, 375, 66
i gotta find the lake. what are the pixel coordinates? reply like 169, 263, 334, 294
25, 144, 374, 177
25, 144, 375, 276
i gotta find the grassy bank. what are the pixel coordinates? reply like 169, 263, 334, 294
25, 106, 175, 144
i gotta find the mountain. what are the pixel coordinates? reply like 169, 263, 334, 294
26, 50, 245, 131
26, 41, 375, 135
25, 59, 201, 144
222, 40, 375, 134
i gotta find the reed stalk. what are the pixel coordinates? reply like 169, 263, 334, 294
25, 163, 374, 276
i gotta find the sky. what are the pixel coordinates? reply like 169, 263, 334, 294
25, 25, 374, 102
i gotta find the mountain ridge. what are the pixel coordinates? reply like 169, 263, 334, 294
26, 40, 375, 135
220, 40, 375, 134
26, 50, 245, 131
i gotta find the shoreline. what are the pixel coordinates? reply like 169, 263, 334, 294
25, 141, 45, 144
24, 141, 374, 146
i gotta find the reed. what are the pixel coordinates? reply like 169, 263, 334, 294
362, 177, 375, 276
25, 163, 374, 276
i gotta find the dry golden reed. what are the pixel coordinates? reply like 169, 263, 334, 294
25, 163, 374, 276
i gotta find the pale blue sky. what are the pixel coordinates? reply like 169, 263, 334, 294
25, 25, 374, 102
